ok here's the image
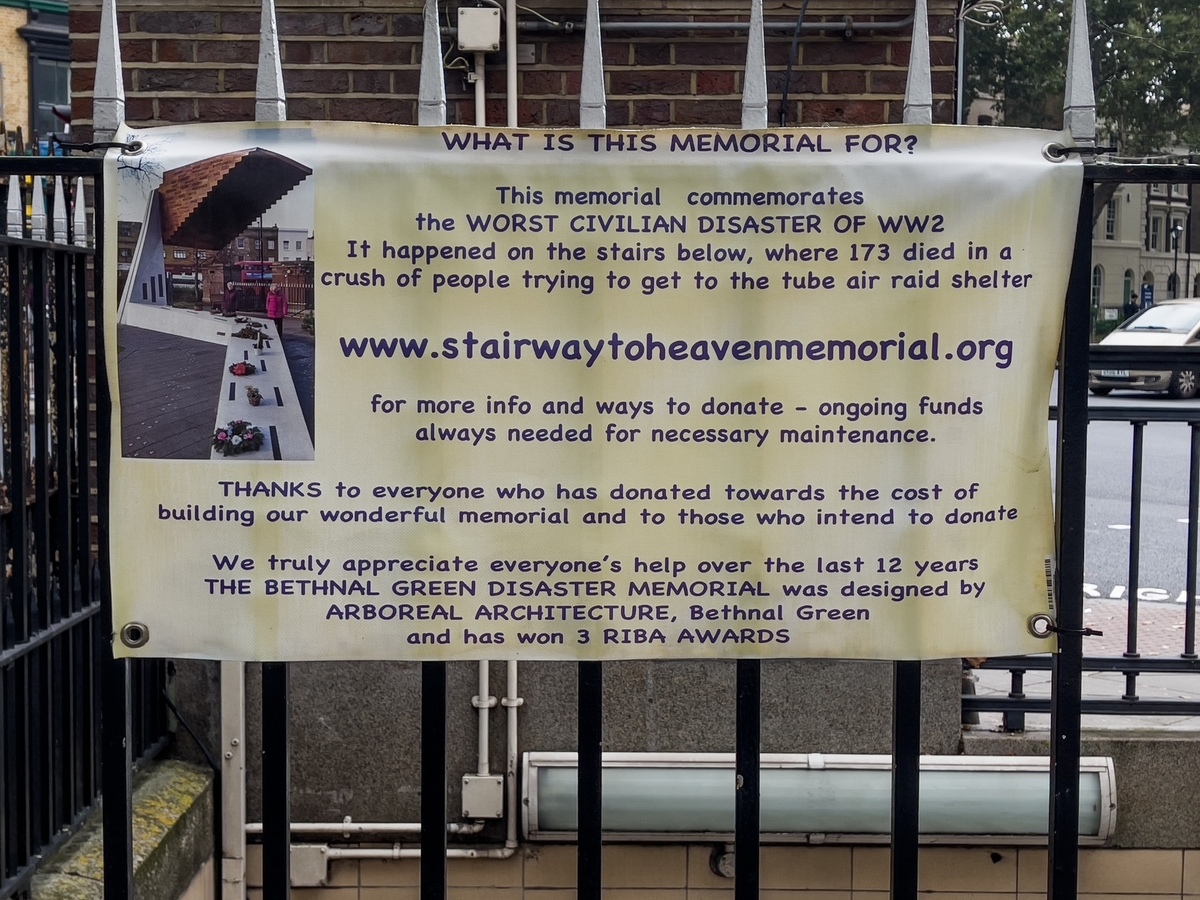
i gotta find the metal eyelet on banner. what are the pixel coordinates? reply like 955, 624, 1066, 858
1027, 613, 1103, 640
120, 622, 150, 648
1027, 613, 1055, 638
1042, 143, 1068, 162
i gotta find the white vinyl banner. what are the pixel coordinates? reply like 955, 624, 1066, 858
106, 122, 1081, 661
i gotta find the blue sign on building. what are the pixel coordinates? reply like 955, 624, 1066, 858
1141, 283, 1154, 308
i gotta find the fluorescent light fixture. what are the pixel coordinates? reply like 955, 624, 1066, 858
523, 753, 1115, 845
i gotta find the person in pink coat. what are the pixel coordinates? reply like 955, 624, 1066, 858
266, 283, 288, 338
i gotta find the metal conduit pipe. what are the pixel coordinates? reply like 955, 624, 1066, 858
244, 821, 483, 836
246, 664, 525, 858
512, 15, 913, 34
473, 53, 488, 130
322, 844, 515, 860
439, 14, 912, 39
506, 0, 518, 128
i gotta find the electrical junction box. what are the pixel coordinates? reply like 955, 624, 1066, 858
462, 774, 505, 818
290, 845, 331, 887
458, 7, 501, 52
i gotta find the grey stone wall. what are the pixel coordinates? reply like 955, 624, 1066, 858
173, 657, 961, 838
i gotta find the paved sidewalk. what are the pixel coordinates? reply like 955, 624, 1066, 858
971, 597, 1200, 732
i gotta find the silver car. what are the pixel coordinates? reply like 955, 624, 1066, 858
1089, 301, 1200, 399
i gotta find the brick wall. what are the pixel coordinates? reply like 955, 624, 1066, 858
0, 6, 31, 135
69, 1, 957, 137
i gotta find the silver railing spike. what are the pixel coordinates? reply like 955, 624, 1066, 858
741, 0, 768, 129
93, 0, 126, 140
255, 0, 287, 122
902, 0, 933, 124
1064, 0, 1096, 143
73, 178, 88, 248
418, 0, 447, 126
6, 176, 22, 238
52, 177, 68, 243
30, 177, 46, 241
579, 0, 606, 128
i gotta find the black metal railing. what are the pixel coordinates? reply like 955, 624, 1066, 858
964, 165, 1200, 741
0, 159, 169, 900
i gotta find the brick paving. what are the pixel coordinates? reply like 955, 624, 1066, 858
1082, 597, 1193, 657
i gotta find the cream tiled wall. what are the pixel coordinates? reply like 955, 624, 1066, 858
244, 845, 1200, 899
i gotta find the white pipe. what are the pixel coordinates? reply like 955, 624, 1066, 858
503, 660, 522, 848
220, 660, 247, 900
474, 53, 487, 128
323, 844, 516, 860
506, 0, 517, 127
473, 659, 496, 776
245, 820, 483, 836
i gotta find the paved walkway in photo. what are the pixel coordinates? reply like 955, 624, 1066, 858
118, 324, 226, 459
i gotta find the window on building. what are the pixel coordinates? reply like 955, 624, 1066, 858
1151, 217, 1163, 251
1091, 265, 1103, 307
296, 240, 303, 251
1123, 269, 1135, 303
196, 250, 207, 260
1105, 201, 1117, 240
1174, 182, 1187, 197
268, 240, 275, 250
173, 250, 187, 259
19, 12, 70, 140
283, 240, 290, 250
236, 238, 245, 249
254, 239, 261, 250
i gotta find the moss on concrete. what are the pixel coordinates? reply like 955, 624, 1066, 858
32, 760, 214, 900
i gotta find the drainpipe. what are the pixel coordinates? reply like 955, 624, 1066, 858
473, 52, 487, 128
506, 0, 517, 128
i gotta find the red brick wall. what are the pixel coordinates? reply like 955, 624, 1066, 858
69, 1, 957, 137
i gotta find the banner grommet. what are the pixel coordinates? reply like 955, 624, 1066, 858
120, 622, 150, 649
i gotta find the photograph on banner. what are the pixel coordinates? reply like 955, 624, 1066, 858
105, 121, 1082, 662
115, 139, 315, 460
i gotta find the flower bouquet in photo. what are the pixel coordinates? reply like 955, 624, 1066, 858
229, 361, 257, 376
212, 420, 265, 456
246, 385, 262, 407
232, 325, 264, 340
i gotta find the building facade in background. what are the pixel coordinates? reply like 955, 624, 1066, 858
0, 0, 69, 149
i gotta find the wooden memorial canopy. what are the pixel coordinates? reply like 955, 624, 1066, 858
159, 148, 312, 250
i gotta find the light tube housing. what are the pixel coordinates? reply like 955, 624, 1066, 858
523, 753, 1115, 845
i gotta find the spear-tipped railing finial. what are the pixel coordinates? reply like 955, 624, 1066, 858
94, 0, 126, 140
419, 1, 448, 126
741, 0, 768, 129
903, 0, 933, 124
256, 0, 287, 121
1064, 0, 1096, 143
579, 0, 606, 128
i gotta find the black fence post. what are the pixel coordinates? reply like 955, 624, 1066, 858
1048, 176, 1093, 900
93, 164, 135, 900
578, 661, 603, 900
100, 651, 133, 900
735, 658, 760, 900
262, 662, 291, 900
421, 661, 447, 900
891, 660, 921, 900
